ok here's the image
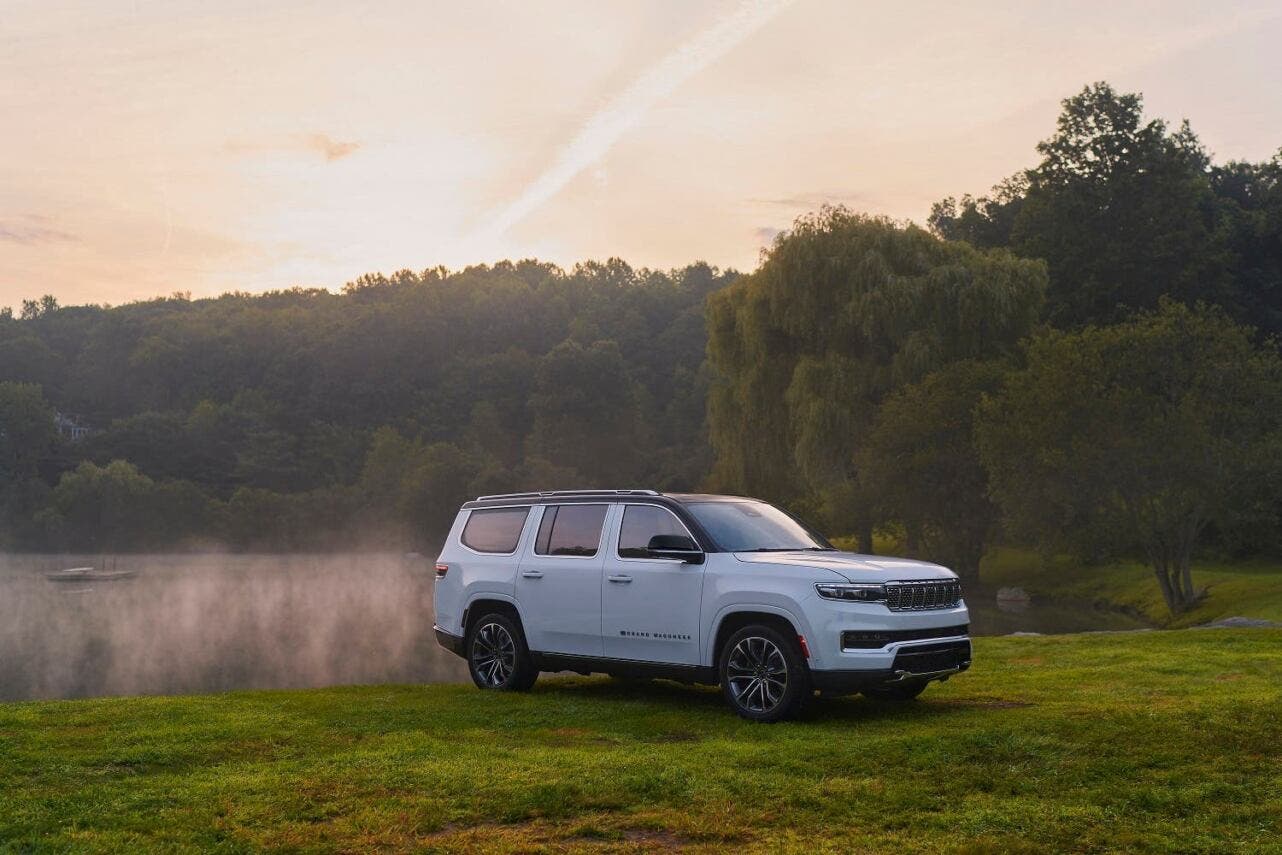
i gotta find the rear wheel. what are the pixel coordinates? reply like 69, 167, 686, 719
467, 612, 538, 691
719, 624, 810, 722
862, 679, 928, 701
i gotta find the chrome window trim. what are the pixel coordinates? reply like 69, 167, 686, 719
531, 502, 612, 560
458, 506, 533, 556
614, 503, 700, 563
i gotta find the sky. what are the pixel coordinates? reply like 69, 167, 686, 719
2, 0, 1280, 308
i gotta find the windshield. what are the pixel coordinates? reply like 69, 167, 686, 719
686, 501, 832, 552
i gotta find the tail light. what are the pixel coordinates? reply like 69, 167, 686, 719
435, 563, 449, 579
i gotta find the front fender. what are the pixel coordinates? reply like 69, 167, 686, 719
703, 599, 816, 668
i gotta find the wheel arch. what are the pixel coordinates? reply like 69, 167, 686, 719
709, 607, 806, 667
463, 595, 525, 639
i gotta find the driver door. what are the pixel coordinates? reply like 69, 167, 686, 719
601, 503, 704, 665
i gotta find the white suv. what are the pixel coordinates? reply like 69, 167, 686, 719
432, 490, 970, 722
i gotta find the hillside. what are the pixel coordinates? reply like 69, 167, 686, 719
2, 629, 1279, 853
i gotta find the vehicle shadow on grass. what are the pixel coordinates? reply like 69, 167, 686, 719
530, 675, 971, 726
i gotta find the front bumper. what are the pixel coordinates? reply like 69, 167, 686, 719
811, 638, 972, 693
434, 625, 466, 658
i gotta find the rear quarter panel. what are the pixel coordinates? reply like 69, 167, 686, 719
433, 507, 534, 636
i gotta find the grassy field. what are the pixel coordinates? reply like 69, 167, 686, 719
2, 630, 1280, 853
981, 548, 1282, 627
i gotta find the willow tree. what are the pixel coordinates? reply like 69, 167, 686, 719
706, 210, 1046, 550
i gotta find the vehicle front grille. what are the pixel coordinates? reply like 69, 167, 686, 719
841, 624, 969, 650
891, 640, 972, 674
885, 579, 962, 611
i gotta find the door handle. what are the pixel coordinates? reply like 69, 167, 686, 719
521, 570, 544, 579
607, 574, 633, 584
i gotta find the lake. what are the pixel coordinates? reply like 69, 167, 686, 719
0, 554, 1148, 702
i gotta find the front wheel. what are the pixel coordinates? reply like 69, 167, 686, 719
466, 612, 538, 691
719, 624, 810, 722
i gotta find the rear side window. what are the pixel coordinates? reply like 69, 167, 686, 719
535, 505, 608, 557
618, 505, 692, 558
461, 507, 529, 553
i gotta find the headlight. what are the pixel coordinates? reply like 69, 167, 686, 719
815, 582, 886, 602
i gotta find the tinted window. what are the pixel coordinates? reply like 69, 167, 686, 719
461, 507, 529, 553
618, 505, 691, 558
685, 501, 831, 552
535, 504, 608, 557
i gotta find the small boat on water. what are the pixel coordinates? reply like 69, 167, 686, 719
44, 566, 137, 582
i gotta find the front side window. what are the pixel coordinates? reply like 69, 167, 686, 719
617, 505, 693, 558
685, 501, 832, 552
535, 504, 608, 557
461, 507, 530, 553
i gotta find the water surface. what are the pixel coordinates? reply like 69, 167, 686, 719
0, 554, 468, 702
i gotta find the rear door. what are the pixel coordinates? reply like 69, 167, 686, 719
514, 503, 614, 658
601, 503, 704, 665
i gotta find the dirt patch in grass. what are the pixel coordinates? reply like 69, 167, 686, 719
639, 731, 701, 744
623, 827, 693, 848
542, 727, 618, 747
936, 698, 1035, 710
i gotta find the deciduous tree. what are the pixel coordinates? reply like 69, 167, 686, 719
707, 211, 1046, 549
976, 301, 1282, 613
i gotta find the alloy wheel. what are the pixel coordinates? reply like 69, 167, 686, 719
471, 621, 516, 687
726, 635, 789, 713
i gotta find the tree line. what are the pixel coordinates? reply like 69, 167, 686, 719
708, 83, 1282, 613
2, 82, 1280, 613
1, 260, 730, 551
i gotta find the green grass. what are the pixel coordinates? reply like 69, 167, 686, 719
2, 630, 1280, 853
982, 548, 1282, 627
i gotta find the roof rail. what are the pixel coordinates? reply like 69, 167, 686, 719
474, 489, 660, 502
472, 492, 544, 502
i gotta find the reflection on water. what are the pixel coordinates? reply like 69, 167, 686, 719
964, 585, 1150, 636
0, 554, 469, 702
0, 555, 1151, 702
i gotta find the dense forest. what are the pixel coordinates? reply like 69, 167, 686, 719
0, 261, 731, 550
3, 82, 1281, 613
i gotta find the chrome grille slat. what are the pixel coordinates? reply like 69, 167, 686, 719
884, 579, 962, 611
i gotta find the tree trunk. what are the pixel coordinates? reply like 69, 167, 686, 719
1151, 559, 1181, 615
856, 522, 875, 555
903, 523, 920, 559
957, 535, 984, 586
1176, 549, 1197, 609
1151, 555, 1197, 614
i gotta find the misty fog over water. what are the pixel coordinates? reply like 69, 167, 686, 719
0, 554, 469, 702
0, 553, 1148, 703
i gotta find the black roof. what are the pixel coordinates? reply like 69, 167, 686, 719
461, 489, 752, 509
664, 492, 755, 504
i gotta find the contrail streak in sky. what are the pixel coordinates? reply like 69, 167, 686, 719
477, 0, 796, 242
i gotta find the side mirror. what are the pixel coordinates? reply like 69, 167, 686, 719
646, 534, 704, 564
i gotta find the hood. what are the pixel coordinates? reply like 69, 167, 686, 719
732, 550, 957, 583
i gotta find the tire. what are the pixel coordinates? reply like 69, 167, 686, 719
466, 612, 538, 692
862, 679, 928, 701
718, 624, 810, 722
